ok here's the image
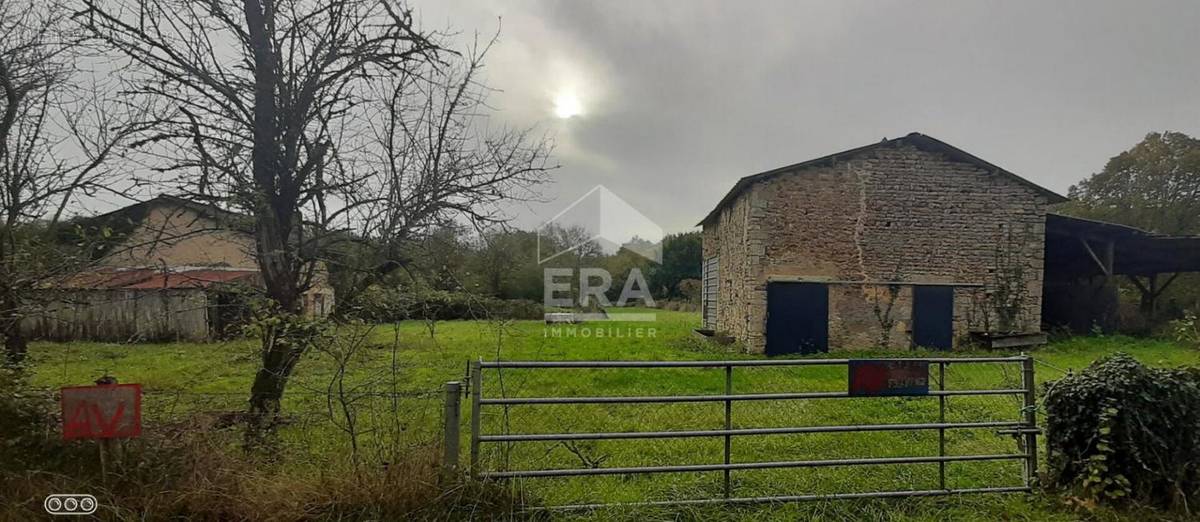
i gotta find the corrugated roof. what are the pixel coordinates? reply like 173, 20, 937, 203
697, 132, 1069, 226
122, 269, 259, 289
59, 268, 259, 290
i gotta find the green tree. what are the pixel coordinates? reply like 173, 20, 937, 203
1062, 131, 1200, 234
471, 230, 541, 300
647, 231, 702, 299
601, 247, 653, 305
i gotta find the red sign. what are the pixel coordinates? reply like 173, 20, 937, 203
61, 384, 142, 440
848, 360, 929, 396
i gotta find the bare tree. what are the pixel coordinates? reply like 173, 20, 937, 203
331, 31, 554, 306
78, 0, 552, 434
0, 0, 134, 365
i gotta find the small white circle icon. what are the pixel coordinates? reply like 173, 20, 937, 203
44, 494, 97, 516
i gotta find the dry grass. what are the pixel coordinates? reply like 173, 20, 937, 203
0, 410, 528, 521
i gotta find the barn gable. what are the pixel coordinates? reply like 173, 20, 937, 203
698, 132, 1066, 227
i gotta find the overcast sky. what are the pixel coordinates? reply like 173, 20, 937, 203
411, 0, 1200, 234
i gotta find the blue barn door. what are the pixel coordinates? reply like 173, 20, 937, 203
766, 282, 829, 355
912, 285, 954, 350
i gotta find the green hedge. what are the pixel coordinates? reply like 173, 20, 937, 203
1043, 353, 1200, 509
352, 287, 543, 322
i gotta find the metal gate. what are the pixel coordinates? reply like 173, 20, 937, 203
459, 356, 1039, 510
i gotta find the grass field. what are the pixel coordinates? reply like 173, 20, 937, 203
24, 309, 1200, 521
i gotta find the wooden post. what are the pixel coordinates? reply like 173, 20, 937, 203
94, 374, 121, 481
442, 381, 462, 476
1103, 240, 1115, 283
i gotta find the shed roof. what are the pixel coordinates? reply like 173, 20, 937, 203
697, 132, 1068, 226
1045, 213, 1200, 276
60, 267, 260, 290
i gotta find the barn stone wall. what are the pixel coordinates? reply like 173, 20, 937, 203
703, 142, 1048, 353
702, 188, 757, 344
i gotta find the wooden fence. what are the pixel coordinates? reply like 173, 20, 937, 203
22, 289, 211, 342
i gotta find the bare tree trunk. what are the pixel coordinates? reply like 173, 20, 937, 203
1, 285, 27, 365
241, 0, 306, 438
245, 321, 306, 446
2, 316, 27, 366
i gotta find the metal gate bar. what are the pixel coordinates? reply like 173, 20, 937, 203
483, 453, 1026, 479
467, 355, 1037, 508
547, 486, 1032, 511
478, 421, 1023, 442
479, 388, 1023, 404
479, 356, 1024, 368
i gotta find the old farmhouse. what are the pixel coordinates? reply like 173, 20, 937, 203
23, 195, 335, 342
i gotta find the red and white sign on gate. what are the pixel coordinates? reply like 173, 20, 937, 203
60, 384, 142, 440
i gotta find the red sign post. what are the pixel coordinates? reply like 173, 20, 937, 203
60, 384, 142, 440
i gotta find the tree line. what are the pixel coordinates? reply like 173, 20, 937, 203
334, 225, 703, 316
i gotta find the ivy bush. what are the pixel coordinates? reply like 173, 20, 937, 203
1172, 310, 1200, 349
1043, 353, 1200, 510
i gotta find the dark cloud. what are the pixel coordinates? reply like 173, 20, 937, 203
417, 0, 1200, 232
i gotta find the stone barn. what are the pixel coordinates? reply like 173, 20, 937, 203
699, 133, 1067, 354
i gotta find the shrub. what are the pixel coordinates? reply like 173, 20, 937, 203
1172, 310, 1200, 349
353, 286, 543, 322
1043, 353, 1200, 510
0, 368, 83, 471
676, 278, 702, 304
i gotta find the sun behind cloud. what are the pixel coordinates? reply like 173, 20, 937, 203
553, 90, 583, 119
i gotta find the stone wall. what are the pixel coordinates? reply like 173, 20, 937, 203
702, 188, 756, 343
101, 204, 258, 269
703, 142, 1048, 353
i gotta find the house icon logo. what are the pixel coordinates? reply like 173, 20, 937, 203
536, 185, 663, 264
